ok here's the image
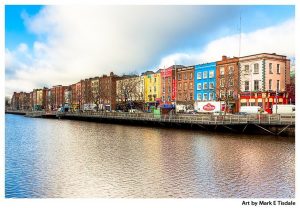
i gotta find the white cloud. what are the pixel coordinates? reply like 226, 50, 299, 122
17, 43, 28, 53
158, 19, 295, 67
5, 6, 294, 97
6, 5, 241, 96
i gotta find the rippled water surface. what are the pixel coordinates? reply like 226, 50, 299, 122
5, 114, 295, 198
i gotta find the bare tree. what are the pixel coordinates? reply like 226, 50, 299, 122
116, 76, 143, 111
216, 67, 238, 115
49, 94, 55, 111
5, 96, 11, 110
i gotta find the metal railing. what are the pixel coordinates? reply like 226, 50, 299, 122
57, 111, 295, 125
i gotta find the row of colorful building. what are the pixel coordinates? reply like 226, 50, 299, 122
10, 53, 295, 114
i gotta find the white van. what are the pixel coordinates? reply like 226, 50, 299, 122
240, 106, 262, 114
272, 104, 295, 114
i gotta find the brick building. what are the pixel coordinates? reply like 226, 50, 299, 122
176, 65, 194, 108
216, 56, 240, 113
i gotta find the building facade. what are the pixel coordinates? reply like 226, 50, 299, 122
216, 56, 240, 113
194, 62, 216, 102
160, 65, 183, 104
99, 72, 118, 111
50, 85, 67, 110
176, 65, 194, 111
239, 53, 291, 112
143, 71, 161, 109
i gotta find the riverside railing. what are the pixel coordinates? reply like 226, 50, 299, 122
58, 111, 295, 125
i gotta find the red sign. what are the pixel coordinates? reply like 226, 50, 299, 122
160, 68, 172, 78
203, 103, 216, 111
172, 78, 176, 100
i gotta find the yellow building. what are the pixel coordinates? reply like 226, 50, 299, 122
143, 71, 161, 104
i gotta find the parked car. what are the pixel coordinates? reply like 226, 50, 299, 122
236, 112, 248, 115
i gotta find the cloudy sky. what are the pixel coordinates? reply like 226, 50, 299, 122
5, 5, 295, 97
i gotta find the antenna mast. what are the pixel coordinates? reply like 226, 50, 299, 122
239, 13, 242, 57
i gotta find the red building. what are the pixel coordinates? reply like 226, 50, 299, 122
286, 75, 295, 104
159, 65, 184, 104
50, 85, 67, 110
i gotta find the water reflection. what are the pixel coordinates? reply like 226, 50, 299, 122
5, 114, 294, 198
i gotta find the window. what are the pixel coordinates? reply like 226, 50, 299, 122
209, 82, 214, 89
269, 63, 273, 74
162, 95, 165, 101
190, 72, 193, 80
189, 82, 193, 89
229, 66, 234, 74
163, 87, 165, 93
197, 83, 202, 90
168, 96, 171, 101
220, 67, 225, 75
189, 93, 193, 100
203, 82, 208, 89
178, 74, 181, 80
269, 79, 272, 90
229, 90, 233, 97
197, 72, 202, 79
179, 83, 182, 90
254, 63, 259, 74
168, 77, 171, 84
254, 80, 259, 91
203, 93, 208, 101
184, 73, 187, 80
184, 83, 187, 90
229, 79, 234, 87
178, 93, 182, 99
220, 79, 225, 87
245, 81, 249, 91
154, 78, 156, 82
209, 70, 214, 78
168, 86, 171, 92
203, 71, 208, 79
209, 93, 214, 101
277, 80, 280, 92
277, 64, 280, 74
197, 93, 202, 101
154, 86, 156, 92
244, 65, 249, 74
149, 87, 152, 93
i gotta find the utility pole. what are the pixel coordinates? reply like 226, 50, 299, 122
174, 62, 177, 112
239, 13, 242, 57
276, 89, 278, 114
164, 65, 166, 104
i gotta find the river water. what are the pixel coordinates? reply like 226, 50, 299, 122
5, 114, 295, 198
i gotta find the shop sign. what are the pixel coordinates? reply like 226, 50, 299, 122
203, 103, 216, 111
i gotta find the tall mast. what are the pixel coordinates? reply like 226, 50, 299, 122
239, 13, 242, 57
164, 66, 166, 104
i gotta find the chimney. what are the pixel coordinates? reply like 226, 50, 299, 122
222, 55, 227, 61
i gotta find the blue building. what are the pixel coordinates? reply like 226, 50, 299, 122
194, 62, 216, 103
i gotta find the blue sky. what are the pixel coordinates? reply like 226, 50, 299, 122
5, 5, 295, 96
5, 5, 44, 49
